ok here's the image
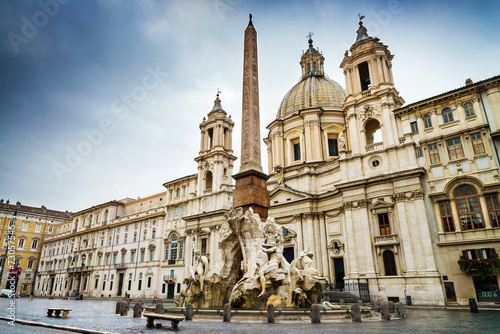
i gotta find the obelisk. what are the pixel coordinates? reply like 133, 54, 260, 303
232, 14, 270, 218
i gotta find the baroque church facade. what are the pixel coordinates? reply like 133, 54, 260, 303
30, 20, 500, 305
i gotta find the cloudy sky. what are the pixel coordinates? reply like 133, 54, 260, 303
1, 0, 499, 213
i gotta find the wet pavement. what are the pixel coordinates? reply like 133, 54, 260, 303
0, 298, 499, 333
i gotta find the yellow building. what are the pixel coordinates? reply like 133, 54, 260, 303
0, 200, 71, 296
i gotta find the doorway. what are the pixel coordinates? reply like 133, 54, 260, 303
167, 284, 175, 299
49, 277, 55, 295
333, 258, 345, 290
117, 273, 124, 296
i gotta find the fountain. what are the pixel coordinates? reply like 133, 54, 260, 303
183, 207, 325, 309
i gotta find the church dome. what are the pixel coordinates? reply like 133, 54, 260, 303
277, 76, 346, 118
276, 38, 346, 119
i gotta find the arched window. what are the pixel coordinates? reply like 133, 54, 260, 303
152, 229, 156, 238
464, 102, 474, 117
365, 119, 382, 146
307, 63, 311, 76
170, 235, 178, 260
423, 114, 432, 128
455, 185, 484, 230
133, 232, 137, 242
206, 171, 213, 191
313, 62, 317, 74
442, 108, 453, 123
143, 230, 147, 241
383, 250, 397, 276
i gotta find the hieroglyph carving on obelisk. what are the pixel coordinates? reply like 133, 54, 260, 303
240, 16, 262, 172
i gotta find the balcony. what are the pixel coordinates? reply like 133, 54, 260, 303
163, 275, 177, 282
114, 263, 127, 270
47, 270, 55, 274
366, 142, 383, 152
374, 234, 399, 246
67, 266, 90, 273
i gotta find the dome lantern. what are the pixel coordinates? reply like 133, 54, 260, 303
299, 33, 325, 79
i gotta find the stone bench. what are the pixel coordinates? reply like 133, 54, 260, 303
143, 313, 185, 330
47, 308, 72, 318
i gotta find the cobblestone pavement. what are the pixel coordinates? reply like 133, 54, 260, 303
0, 298, 499, 333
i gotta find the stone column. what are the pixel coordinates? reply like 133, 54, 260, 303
414, 197, 439, 274
376, 56, 384, 83
209, 226, 216, 269
313, 214, 323, 276
344, 206, 358, 276
395, 200, 416, 274
319, 213, 329, 276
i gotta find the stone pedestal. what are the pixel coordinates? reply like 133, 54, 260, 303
351, 304, 361, 322
267, 304, 275, 323
232, 169, 270, 218
311, 304, 321, 323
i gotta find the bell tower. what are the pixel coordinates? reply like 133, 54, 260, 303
195, 93, 237, 196
340, 17, 404, 154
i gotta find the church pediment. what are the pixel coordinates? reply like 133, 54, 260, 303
370, 199, 393, 209
270, 186, 309, 204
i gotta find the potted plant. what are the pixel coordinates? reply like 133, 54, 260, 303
458, 250, 500, 280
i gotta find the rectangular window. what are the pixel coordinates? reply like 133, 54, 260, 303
456, 197, 484, 230
442, 108, 454, 123
168, 209, 172, 220
138, 280, 142, 291
147, 277, 152, 288
428, 144, 440, 164
293, 142, 301, 161
447, 138, 464, 160
415, 147, 423, 158
377, 213, 391, 235
182, 206, 186, 217
106, 255, 109, 265
22, 222, 29, 230
31, 239, 38, 249
131, 251, 135, 263
113, 254, 117, 264
18, 239, 25, 248
423, 115, 432, 128
27, 259, 34, 268
328, 138, 338, 157
141, 250, 145, 262
174, 207, 179, 219
178, 241, 184, 260
410, 121, 418, 134
98, 256, 102, 266
471, 133, 485, 155
358, 61, 371, 91
485, 194, 500, 227
150, 249, 154, 261
201, 238, 207, 254
438, 201, 455, 232
464, 102, 475, 117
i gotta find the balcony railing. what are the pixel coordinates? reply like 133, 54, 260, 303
47, 270, 55, 274
163, 275, 177, 282
67, 266, 90, 273
114, 263, 127, 269
366, 142, 384, 152
168, 259, 176, 265
374, 234, 399, 246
